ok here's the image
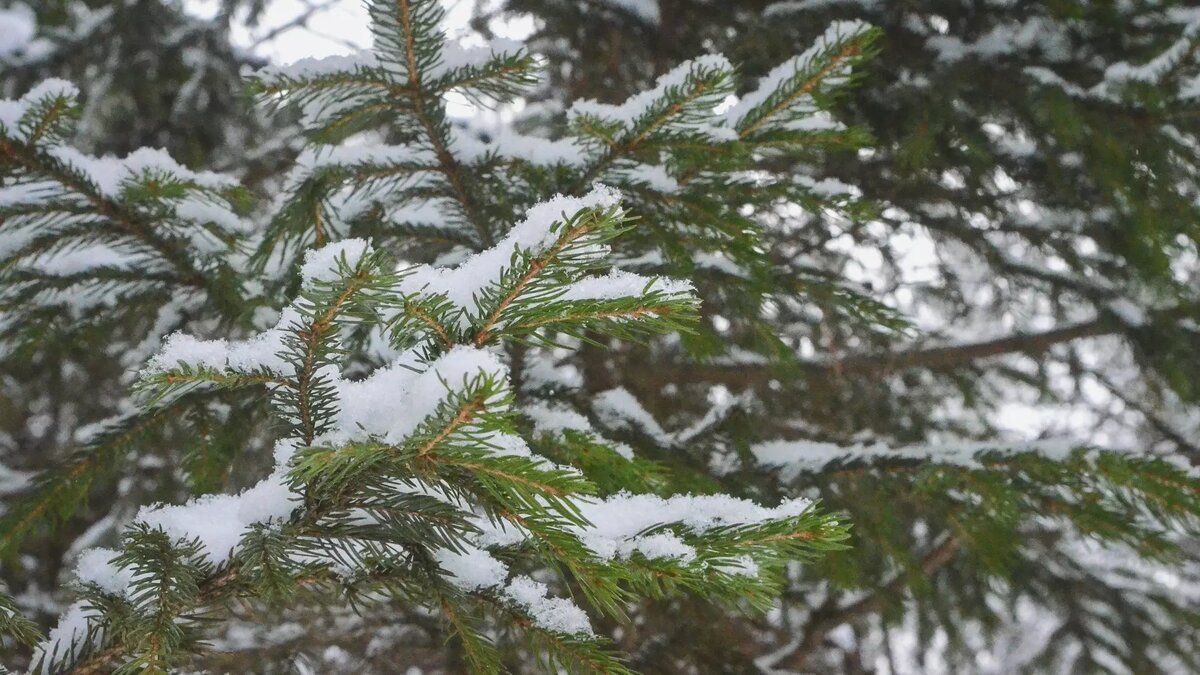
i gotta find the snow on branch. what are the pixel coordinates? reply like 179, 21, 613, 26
569, 54, 736, 142
1104, 17, 1200, 85
0, 81, 249, 351
727, 20, 875, 137
0, 78, 77, 141
750, 438, 1078, 480
393, 185, 624, 316
8, 4, 898, 670
1025, 16, 1200, 101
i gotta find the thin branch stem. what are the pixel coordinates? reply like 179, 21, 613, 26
774, 535, 960, 670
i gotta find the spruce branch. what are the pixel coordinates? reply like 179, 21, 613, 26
0, 590, 43, 648
0, 403, 195, 558
0, 139, 212, 291
3, 6, 1086, 673
734, 25, 877, 138
48, 382, 503, 674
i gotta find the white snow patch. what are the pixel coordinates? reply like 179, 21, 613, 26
299, 238, 372, 288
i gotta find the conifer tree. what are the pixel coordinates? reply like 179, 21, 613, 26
473, 0, 1200, 671
1, 2, 875, 672
0, 2, 290, 641
1, 1, 1198, 674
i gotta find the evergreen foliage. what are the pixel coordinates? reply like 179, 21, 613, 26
0, 1, 1197, 673
472, 0, 1200, 671
1, 1, 873, 671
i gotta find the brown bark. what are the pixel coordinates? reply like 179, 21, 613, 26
648, 315, 1118, 390
775, 536, 961, 671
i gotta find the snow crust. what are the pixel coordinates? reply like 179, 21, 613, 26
137, 494, 248, 563
435, 546, 509, 592
1023, 16, 1200, 101
450, 126, 586, 167
150, 320, 294, 375
559, 269, 693, 301
620, 164, 680, 193
74, 548, 134, 596
307, 143, 436, 171
524, 402, 636, 460
524, 403, 593, 435
256, 50, 379, 82
329, 346, 507, 445
727, 21, 868, 128
396, 185, 621, 317
45, 146, 236, 198
573, 492, 812, 562
570, 54, 733, 130
503, 575, 594, 635
174, 196, 249, 234
593, 387, 670, 444
926, 18, 1070, 64
1104, 19, 1200, 84
434, 38, 524, 79
751, 438, 1077, 479
0, 79, 78, 136
148, 239, 379, 376
299, 238, 372, 288
28, 602, 98, 671
435, 540, 594, 635
31, 245, 133, 277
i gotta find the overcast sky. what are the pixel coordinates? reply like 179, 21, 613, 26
184, 0, 528, 64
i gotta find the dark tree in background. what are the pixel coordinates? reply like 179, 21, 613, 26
475, 0, 1200, 671
0, 0, 292, 663
1, 0, 1198, 673
2, 0, 276, 161
0, 0, 261, 608
482, 0, 1200, 449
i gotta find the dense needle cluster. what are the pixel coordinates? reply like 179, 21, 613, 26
0, 2, 877, 672
2, 1, 1199, 673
